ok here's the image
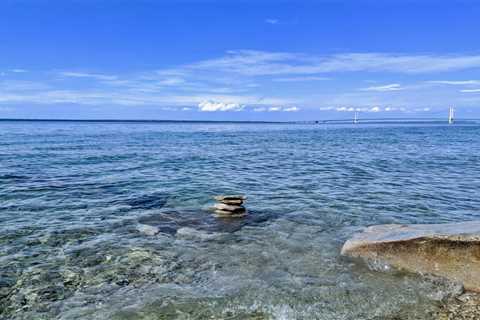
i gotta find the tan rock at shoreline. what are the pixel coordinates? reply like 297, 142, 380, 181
341, 221, 480, 292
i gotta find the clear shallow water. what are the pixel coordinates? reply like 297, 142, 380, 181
1, 121, 480, 319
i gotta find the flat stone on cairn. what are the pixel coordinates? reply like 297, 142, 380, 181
212, 195, 247, 217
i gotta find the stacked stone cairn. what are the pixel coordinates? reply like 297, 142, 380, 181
212, 195, 247, 217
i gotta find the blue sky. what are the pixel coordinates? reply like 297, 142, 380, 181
1, 0, 480, 121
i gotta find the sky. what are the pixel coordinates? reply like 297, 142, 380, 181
1, 0, 480, 121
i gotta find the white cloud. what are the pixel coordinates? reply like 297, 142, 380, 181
383, 106, 406, 112
0, 82, 293, 110
360, 83, 403, 92
265, 19, 279, 25
11, 69, 27, 73
198, 100, 244, 112
158, 78, 185, 86
4, 50, 480, 113
60, 71, 118, 81
319, 88, 472, 112
427, 80, 480, 86
187, 51, 480, 76
336, 106, 384, 113
189, 50, 297, 76
260, 106, 300, 112
268, 106, 281, 112
273, 76, 330, 82
336, 107, 357, 112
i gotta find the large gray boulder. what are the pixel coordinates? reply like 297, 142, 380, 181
341, 221, 480, 292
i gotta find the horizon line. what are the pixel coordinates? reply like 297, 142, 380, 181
1, 117, 480, 124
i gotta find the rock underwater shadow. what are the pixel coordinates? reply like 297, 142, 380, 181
135, 208, 281, 235
122, 191, 170, 210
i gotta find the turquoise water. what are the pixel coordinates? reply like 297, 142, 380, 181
1, 121, 480, 319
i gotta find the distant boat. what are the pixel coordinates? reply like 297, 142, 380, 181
353, 111, 358, 124
448, 107, 454, 124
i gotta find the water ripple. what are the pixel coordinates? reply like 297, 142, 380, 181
1, 122, 480, 319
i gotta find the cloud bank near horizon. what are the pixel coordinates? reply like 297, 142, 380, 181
1, 50, 480, 117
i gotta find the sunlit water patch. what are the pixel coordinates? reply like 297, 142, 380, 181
1, 121, 480, 319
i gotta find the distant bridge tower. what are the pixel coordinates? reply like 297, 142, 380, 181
353, 111, 358, 124
448, 107, 455, 124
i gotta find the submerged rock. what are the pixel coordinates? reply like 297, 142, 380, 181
136, 223, 160, 236
176, 227, 225, 241
214, 209, 247, 218
125, 192, 169, 209
341, 221, 480, 292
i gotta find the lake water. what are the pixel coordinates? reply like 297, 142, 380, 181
1, 121, 480, 319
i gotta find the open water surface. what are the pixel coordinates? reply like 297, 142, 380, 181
1, 121, 480, 319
